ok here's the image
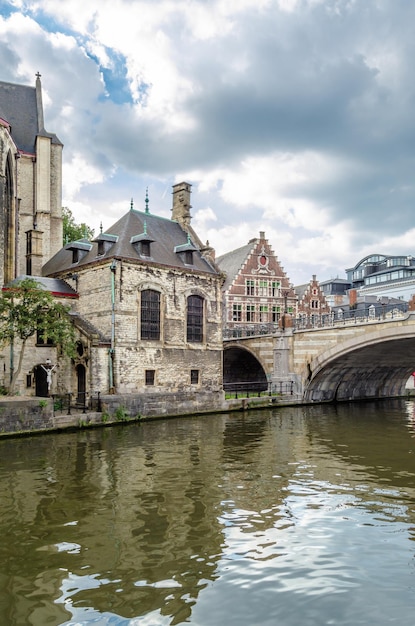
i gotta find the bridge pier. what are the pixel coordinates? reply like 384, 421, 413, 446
272, 330, 302, 397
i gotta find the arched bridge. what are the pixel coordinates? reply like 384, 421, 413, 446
223, 312, 415, 402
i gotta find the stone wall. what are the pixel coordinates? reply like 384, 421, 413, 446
0, 398, 54, 435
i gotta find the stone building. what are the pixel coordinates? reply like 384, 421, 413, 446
294, 274, 330, 327
42, 184, 224, 401
0, 74, 63, 283
216, 231, 297, 336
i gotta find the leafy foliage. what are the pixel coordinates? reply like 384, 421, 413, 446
63, 206, 95, 244
0, 278, 76, 393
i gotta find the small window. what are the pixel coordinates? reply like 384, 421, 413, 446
184, 250, 194, 265
272, 306, 280, 323
141, 241, 151, 257
246, 280, 255, 296
145, 370, 155, 385
246, 305, 255, 322
232, 304, 242, 321
191, 369, 199, 384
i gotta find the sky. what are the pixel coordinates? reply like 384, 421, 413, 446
1, 0, 415, 285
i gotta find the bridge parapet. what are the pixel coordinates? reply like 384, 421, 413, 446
224, 311, 415, 403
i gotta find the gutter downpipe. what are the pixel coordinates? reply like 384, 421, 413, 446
109, 260, 117, 393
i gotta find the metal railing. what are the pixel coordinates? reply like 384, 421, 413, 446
223, 305, 408, 338
51, 391, 102, 415
223, 380, 295, 398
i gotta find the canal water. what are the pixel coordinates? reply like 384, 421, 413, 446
0, 399, 414, 626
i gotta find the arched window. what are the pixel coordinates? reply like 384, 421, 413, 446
187, 295, 203, 342
141, 289, 160, 340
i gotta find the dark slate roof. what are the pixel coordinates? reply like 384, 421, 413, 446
0, 79, 61, 153
42, 208, 219, 276
216, 240, 256, 291
294, 283, 308, 299
4, 275, 78, 298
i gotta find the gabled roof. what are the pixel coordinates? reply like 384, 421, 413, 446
216, 241, 255, 291
0, 78, 62, 154
42, 207, 220, 276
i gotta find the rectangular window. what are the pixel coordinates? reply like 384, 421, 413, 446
259, 305, 268, 322
311, 300, 319, 309
246, 305, 255, 322
191, 369, 199, 384
272, 306, 280, 322
187, 295, 203, 342
246, 280, 255, 296
271, 281, 280, 296
145, 370, 155, 385
141, 290, 161, 340
232, 304, 242, 321
141, 241, 151, 257
259, 280, 268, 296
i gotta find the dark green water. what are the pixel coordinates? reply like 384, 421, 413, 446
0, 399, 414, 625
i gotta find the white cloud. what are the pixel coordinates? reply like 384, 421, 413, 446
2, 0, 415, 285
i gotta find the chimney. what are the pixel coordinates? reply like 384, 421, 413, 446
172, 182, 192, 229
349, 289, 357, 308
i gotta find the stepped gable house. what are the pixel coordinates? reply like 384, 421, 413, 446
217, 231, 297, 335
0, 74, 63, 284
294, 274, 330, 325
43, 183, 224, 399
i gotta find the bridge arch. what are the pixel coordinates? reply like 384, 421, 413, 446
304, 325, 415, 402
223, 345, 268, 392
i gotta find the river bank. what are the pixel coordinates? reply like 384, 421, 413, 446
0, 390, 303, 438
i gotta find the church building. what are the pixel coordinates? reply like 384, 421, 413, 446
0, 74, 63, 283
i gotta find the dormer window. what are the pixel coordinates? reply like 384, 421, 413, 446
141, 241, 151, 257
131, 227, 154, 258
174, 234, 197, 266
65, 241, 92, 265
93, 233, 118, 257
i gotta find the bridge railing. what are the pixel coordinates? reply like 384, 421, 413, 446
223, 305, 408, 337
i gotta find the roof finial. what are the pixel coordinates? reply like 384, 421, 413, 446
100, 221, 103, 234
36, 71, 41, 81
130, 197, 134, 211
145, 187, 149, 214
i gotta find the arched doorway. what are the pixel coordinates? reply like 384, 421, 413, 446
34, 365, 48, 397
76, 364, 86, 405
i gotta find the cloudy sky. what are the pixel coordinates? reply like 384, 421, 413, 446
1, 0, 414, 285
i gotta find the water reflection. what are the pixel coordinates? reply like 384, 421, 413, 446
0, 399, 414, 625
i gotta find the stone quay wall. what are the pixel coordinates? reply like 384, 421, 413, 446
0, 391, 294, 438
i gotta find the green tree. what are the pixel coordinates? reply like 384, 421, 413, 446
0, 278, 76, 394
62, 206, 95, 244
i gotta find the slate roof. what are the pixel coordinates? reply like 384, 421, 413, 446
4, 275, 78, 298
216, 240, 256, 291
42, 207, 220, 276
0, 79, 61, 154
293, 283, 308, 299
